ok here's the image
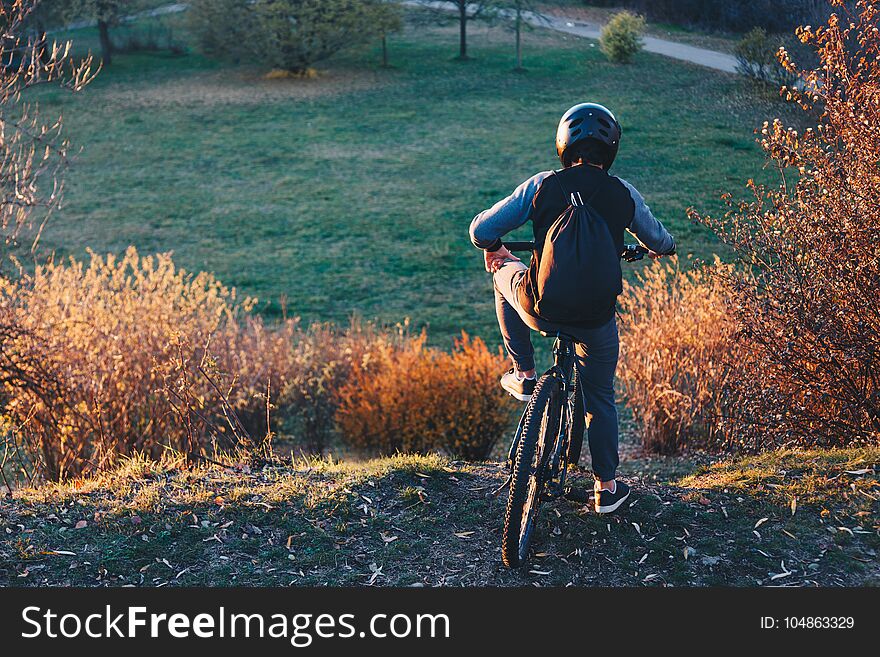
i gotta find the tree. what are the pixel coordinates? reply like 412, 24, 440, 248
375, 2, 403, 68
599, 10, 645, 64
187, 0, 398, 74
92, 0, 121, 66
498, 0, 546, 72
690, 0, 880, 448
1, 1, 94, 485
0, 0, 96, 255
423, 0, 499, 60
56, 0, 124, 66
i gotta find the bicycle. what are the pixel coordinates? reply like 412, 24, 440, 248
498, 240, 648, 568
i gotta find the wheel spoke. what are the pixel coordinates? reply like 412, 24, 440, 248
502, 375, 565, 568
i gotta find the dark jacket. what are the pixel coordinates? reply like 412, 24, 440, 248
469, 164, 676, 326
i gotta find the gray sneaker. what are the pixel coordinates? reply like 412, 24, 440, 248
500, 368, 536, 402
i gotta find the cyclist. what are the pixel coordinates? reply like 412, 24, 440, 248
469, 102, 676, 514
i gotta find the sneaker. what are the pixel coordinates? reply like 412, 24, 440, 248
594, 480, 630, 514
500, 368, 536, 402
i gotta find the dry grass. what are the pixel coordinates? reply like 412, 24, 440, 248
0, 248, 258, 479
678, 446, 880, 507
0, 249, 515, 482
617, 258, 744, 453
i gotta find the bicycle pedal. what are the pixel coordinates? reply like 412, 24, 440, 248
542, 485, 564, 501
563, 487, 591, 503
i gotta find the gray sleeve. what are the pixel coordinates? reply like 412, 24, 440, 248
469, 171, 552, 251
619, 178, 677, 255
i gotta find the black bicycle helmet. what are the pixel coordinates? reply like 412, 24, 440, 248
556, 103, 621, 168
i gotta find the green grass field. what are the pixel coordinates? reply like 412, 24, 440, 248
29, 15, 783, 347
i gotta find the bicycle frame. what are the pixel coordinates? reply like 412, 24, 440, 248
499, 240, 657, 566
505, 334, 578, 499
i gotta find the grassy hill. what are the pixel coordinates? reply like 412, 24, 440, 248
28, 14, 788, 344
2, 447, 877, 587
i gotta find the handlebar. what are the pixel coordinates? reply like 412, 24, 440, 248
503, 241, 651, 262
503, 241, 537, 252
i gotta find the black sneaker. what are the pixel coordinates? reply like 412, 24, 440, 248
594, 480, 631, 514
500, 368, 536, 402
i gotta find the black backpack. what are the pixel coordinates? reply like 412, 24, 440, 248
531, 173, 622, 323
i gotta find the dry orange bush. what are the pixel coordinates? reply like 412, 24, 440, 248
0, 248, 256, 479
335, 332, 516, 460
222, 319, 394, 455
0, 249, 383, 478
689, 0, 880, 448
0, 249, 513, 481
621, 1, 880, 453
617, 259, 745, 453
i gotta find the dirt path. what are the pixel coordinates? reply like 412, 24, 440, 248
2, 452, 876, 587
405, 0, 740, 73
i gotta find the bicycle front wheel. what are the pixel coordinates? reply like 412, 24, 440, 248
501, 374, 562, 568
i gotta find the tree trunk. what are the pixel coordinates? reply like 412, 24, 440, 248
98, 19, 113, 66
515, 10, 523, 71
457, 2, 468, 60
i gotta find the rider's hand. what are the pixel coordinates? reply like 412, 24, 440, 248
485, 246, 520, 273
649, 248, 676, 260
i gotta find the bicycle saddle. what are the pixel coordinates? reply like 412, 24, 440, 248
540, 330, 578, 342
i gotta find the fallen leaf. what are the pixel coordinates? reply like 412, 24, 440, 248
790, 497, 797, 516
454, 531, 475, 539
74, 520, 87, 530
769, 571, 792, 580
380, 533, 399, 544
755, 517, 769, 529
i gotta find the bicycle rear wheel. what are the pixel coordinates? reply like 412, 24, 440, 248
566, 369, 586, 467
501, 375, 562, 568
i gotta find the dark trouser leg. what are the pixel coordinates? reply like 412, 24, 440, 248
574, 317, 620, 481
492, 261, 536, 372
